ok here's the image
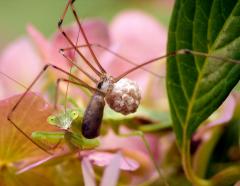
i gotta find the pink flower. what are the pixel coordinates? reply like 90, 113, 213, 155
82, 153, 122, 186
194, 95, 236, 141
96, 128, 161, 184
0, 37, 44, 99
27, 20, 110, 71
108, 10, 167, 76
85, 151, 139, 171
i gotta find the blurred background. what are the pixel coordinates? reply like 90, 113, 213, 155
0, 0, 174, 50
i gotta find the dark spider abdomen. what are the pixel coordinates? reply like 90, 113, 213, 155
82, 92, 105, 139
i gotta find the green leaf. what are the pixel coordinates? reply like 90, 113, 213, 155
233, 81, 240, 92
167, 0, 240, 146
193, 127, 223, 178
102, 106, 172, 134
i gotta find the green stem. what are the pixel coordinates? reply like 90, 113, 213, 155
140, 134, 170, 186
182, 137, 240, 186
182, 139, 212, 186
210, 166, 240, 186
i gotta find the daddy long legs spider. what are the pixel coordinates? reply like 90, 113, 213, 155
3, 1, 173, 184
6, 0, 170, 152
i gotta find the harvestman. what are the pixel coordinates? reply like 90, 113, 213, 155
6, 0, 240, 173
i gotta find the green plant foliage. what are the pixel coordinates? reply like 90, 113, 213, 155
206, 116, 240, 177
167, 0, 240, 147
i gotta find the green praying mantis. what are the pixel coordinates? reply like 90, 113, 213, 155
31, 109, 100, 151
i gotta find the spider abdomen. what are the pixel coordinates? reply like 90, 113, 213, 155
105, 78, 141, 115
82, 92, 105, 139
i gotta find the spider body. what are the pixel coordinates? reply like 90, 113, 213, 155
82, 75, 141, 139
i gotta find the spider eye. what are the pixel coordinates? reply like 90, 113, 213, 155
47, 115, 57, 125
70, 111, 78, 119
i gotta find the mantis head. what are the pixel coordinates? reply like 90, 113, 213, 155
47, 110, 79, 130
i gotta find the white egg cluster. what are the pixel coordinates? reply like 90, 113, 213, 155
105, 78, 141, 115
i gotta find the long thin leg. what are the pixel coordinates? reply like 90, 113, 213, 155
114, 49, 240, 82
54, 78, 102, 109
58, 0, 103, 77
69, 0, 106, 74
0, 70, 27, 89
64, 12, 82, 113
59, 50, 98, 83
7, 64, 102, 154
60, 43, 162, 78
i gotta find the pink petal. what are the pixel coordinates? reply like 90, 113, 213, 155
102, 11, 167, 93
51, 20, 110, 70
86, 151, 139, 171
111, 11, 167, 60
100, 128, 159, 160
27, 24, 51, 64
82, 158, 96, 186
234, 180, 240, 186
100, 153, 121, 186
0, 80, 4, 98
17, 156, 53, 174
194, 95, 236, 140
207, 95, 235, 126
27, 24, 68, 70
0, 37, 44, 99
